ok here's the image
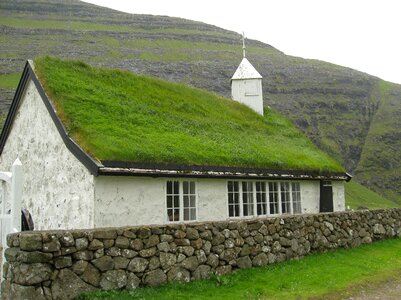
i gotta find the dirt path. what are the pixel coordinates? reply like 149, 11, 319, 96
345, 278, 401, 300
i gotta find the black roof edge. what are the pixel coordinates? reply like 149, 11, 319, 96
100, 160, 351, 181
0, 60, 102, 176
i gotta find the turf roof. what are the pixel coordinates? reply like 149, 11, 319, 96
34, 56, 344, 173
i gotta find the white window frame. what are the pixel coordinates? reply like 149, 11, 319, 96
166, 180, 197, 223
227, 180, 302, 218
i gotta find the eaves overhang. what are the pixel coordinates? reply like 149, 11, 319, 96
99, 161, 352, 181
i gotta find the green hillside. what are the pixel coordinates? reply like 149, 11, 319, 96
0, 0, 400, 203
35, 57, 343, 172
345, 181, 399, 209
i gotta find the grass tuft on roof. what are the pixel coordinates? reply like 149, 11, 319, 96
34, 56, 344, 173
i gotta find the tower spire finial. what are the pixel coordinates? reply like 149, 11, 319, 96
242, 32, 246, 58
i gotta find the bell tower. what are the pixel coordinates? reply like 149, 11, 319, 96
231, 33, 264, 115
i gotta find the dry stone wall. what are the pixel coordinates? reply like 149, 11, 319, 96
2, 208, 401, 300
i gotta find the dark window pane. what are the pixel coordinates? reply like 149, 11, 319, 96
167, 181, 172, 194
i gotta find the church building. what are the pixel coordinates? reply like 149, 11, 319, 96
0, 53, 350, 230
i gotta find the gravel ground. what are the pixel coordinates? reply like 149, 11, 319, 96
346, 278, 401, 300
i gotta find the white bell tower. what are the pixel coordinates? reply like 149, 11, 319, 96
231, 33, 264, 115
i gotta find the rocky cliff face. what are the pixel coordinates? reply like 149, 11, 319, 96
0, 0, 400, 202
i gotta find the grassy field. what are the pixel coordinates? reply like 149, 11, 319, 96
0, 73, 21, 89
78, 238, 401, 300
34, 57, 343, 172
345, 181, 399, 209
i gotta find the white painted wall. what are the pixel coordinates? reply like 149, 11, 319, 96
300, 181, 320, 214
332, 181, 345, 212
231, 78, 264, 115
0, 79, 95, 230
93, 176, 330, 227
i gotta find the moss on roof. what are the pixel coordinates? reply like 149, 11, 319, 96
34, 56, 344, 173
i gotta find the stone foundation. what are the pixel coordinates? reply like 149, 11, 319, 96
2, 209, 401, 300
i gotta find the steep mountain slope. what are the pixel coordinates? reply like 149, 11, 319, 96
0, 0, 400, 202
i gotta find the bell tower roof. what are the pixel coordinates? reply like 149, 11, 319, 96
231, 57, 263, 80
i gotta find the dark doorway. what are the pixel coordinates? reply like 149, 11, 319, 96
320, 180, 333, 212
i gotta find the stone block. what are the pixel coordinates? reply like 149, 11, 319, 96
126, 272, 141, 290
139, 247, 157, 258
130, 239, 144, 251
99, 270, 127, 290
19, 233, 42, 251
81, 262, 101, 287
167, 266, 190, 283
52, 269, 95, 299
54, 256, 72, 269
93, 229, 117, 240
114, 256, 130, 269
144, 235, 160, 248
186, 228, 199, 240
43, 240, 61, 252
75, 237, 89, 251
115, 236, 130, 249
193, 265, 212, 280
17, 251, 53, 263
92, 255, 115, 271
128, 257, 149, 273
60, 233, 75, 247
143, 268, 167, 287
88, 239, 104, 251
237, 256, 252, 269
252, 253, 268, 267
181, 256, 199, 272
72, 250, 93, 261
4, 247, 19, 262
160, 252, 176, 270
13, 263, 52, 285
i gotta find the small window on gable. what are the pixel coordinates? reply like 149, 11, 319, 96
166, 180, 196, 222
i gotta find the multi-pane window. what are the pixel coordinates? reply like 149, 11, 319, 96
269, 182, 279, 214
166, 181, 196, 222
242, 181, 254, 216
228, 181, 302, 218
166, 181, 180, 222
292, 182, 302, 213
228, 181, 240, 217
256, 182, 267, 215
281, 182, 291, 214
183, 181, 196, 221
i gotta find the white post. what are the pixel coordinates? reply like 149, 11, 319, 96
11, 158, 23, 232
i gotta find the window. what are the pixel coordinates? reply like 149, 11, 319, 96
281, 182, 291, 214
269, 182, 279, 214
256, 182, 267, 215
242, 181, 254, 216
166, 180, 196, 222
166, 181, 180, 221
227, 181, 302, 218
183, 181, 196, 221
292, 182, 302, 213
228, 181, 240, 217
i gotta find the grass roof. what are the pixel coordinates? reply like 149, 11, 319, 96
34, 57, 344, 173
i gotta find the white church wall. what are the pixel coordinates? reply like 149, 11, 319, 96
93, 177, 228, 227
93, 176, 327, 227
300, 181, 320, 214
0, 79, 95, 230
231, 79, 264, 115
332, 181, 345, 212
